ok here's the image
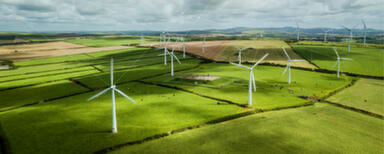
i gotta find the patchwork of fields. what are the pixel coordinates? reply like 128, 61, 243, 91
148, 40, 317, 69
0, 39, 382, 153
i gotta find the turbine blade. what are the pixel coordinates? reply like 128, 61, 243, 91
251, 53, 269, 69
333, 48, 339, 58
291, 59, 306, 62
282, 65, 288, 75
88, 87, 111, 101
229, 62, 251, 69
114, 88, 136, 103
282, 47, 291, 60
173, 54, 181, 64
340, 58, 353, 61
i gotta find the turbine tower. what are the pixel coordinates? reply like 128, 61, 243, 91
230, 53, 269, 106
169, 44, 181, 76
333, 48, 352, 78
281, 47, 305, 84
88, 58, 136, 133
296, 22, 300, 41
322, 29, 332, 42
235, 46, 249, 65
362, 19, 367, 45
342, 24, 358, 52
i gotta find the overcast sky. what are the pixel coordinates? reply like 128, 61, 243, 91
0, 0, 383, 32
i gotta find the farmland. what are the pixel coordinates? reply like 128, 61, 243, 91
152, 40, 317, 69
111, 103, 384, 154
0, 38, 382, 154
292, 45, 384, 77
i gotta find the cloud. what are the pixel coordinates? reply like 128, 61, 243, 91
0, 0, 382, 31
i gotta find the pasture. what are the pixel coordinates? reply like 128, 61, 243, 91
0, 37, 382, 153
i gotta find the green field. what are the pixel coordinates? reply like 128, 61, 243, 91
0, 82, 244, 153
66, 36, 158, 47
327, 78, 384, 116
292, 45, 384, 76
0, 80, 89, 111
0, 39, 382, 154
111, 103, 384, 154
146, 63, 352, 109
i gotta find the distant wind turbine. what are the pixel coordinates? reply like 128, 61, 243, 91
332, 48, 352, 78
322, 29, 332, 42
235, 46, 249, 65
362, 19, 367, 45
88, 58, 136, 133
342, 24, 358, 52
281, 47, 305, 84
230, 53, 269, 106
296, 22, 300, 41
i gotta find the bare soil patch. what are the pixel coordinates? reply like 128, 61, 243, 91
0, 41, 133, 61
180, 74, 221, 81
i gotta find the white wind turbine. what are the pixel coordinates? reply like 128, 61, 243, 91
332, 48, 352, 78
342, 24, 358, 52
281, 47, 305, 84
230, 53, 269, 106
163, 36, 171, 65
234, 46, 249, 65
362, 19, 367, 45
182, 37, 186, 58
169, 43, 181, 76
296, 22, 300, 41
88, 58, 136, 133
322, 29, 332, 42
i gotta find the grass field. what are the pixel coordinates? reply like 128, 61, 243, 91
146, 63, 352, 109
111, 103, 384, 154
292, 45, 384, 76
66, 36, 158, 47
327, 78, 384, 116
0, 82, 244, 153
0, 38, 382, 154
0, 80, 89, 111
292, 41, 384, 49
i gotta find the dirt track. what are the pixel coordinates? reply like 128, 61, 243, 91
0, 41, 133, 61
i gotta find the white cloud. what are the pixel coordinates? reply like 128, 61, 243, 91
0, 0, 382, 31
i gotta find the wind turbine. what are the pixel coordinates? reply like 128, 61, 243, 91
88, 58, 136, 133
296, 22, 300, 41
332, 48, 352, 78
230, 53, 269, 106
234, 46, 249, 65
169, 43, 181, 76
322, 29, 332, 42
202, 36, 206, 53
362, 19, 367, 45
182, 37, 186, 58
163, 36, 171, 65
281, 47, 305, 84
342, 24, 358, 52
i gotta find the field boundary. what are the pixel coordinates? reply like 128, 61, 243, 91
288, 43, 321, 69
322, 101, 384, 119
95, 102, 314, 154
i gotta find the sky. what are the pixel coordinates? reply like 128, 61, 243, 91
0, 0, 383, 32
